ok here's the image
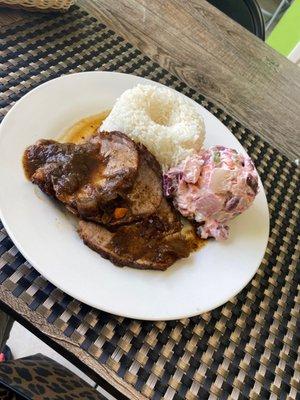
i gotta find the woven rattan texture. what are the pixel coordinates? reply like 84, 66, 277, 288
1, 7, 299, 400
0, 0, 73, 11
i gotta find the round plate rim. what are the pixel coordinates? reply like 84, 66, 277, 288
0, 71, 270, 320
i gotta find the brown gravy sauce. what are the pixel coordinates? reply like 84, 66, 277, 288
57, 110, 110, 144
181, 223, 206, 251
28, 109, 205, 253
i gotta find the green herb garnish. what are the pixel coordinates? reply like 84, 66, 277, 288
213, 151, 221, 164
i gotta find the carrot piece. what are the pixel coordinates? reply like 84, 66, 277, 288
114, 207, 128, 219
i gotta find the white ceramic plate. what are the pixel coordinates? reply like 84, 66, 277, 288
0, 72, 269, 320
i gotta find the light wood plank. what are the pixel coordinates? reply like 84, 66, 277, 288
78, 0, 300, 161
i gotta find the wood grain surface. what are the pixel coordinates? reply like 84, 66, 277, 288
1, 1, 299, 159
77, 0, 300, 161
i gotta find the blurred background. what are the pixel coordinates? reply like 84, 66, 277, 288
207, 0, 300, 63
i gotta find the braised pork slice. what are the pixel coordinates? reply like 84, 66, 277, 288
93, 144, 163, 226
78, 218, 197, 271
23, 132, 164, 225
23, 131, 139, 218
24, 131, 199, 270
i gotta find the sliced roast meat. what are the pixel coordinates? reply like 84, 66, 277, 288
78, 219, 197, 271
24, 130, 199, 270
23, 131, 139, 218
126, 144, 162, 216
92, 143, 163, 226
23, 132, 164, 226
154, 197, 182, 232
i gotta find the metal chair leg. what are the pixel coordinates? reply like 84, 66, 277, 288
265, 0, 291, 32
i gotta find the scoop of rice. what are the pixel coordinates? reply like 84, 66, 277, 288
100, 84, 205, 170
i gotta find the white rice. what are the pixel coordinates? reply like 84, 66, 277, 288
100, 84, 205, 170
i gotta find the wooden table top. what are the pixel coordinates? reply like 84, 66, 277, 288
1, 1, 300, 160
81, 0, 300, 161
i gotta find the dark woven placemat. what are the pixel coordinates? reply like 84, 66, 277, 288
1, 6, 299, 400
